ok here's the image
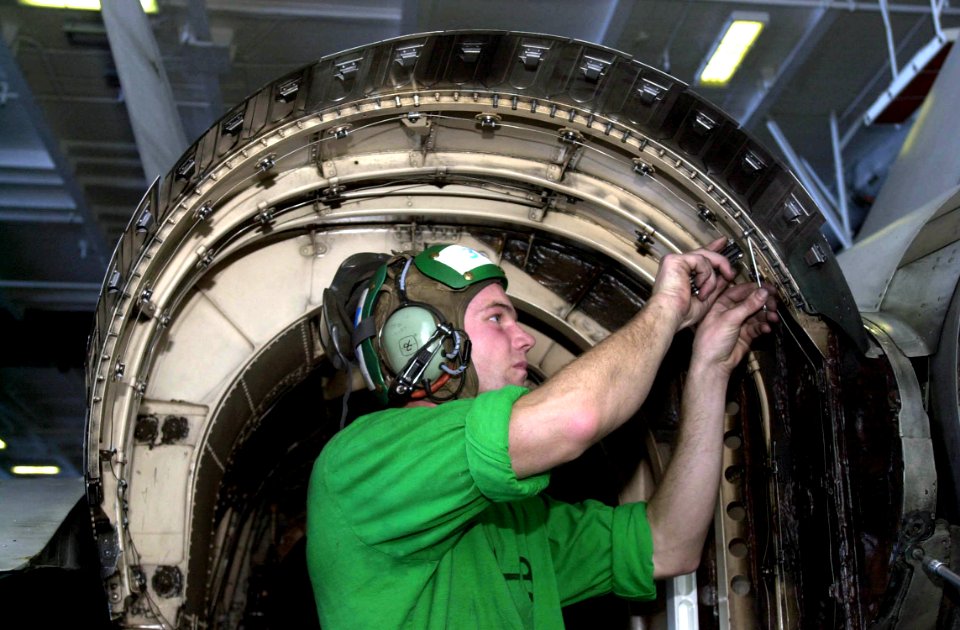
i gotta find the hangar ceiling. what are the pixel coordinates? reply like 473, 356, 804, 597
0, 0, 957, 478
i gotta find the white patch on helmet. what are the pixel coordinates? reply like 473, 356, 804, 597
433, 245, 493, 275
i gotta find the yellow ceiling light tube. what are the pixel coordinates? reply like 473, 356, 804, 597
18, 0, 158, 13
11, 465, 61, 475
698, 13, 767, 87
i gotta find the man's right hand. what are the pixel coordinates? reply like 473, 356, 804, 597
650, 237, 736, 331
691, 282, 778, 377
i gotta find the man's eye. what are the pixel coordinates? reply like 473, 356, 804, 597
489, 314, 502, 323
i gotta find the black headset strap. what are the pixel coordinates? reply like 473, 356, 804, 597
351, 316, 377, 349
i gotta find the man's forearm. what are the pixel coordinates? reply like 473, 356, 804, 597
646, 361, 728, 577
539, 296, 682, 433
509, 295, 683, 478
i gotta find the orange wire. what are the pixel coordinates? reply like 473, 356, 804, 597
410, 372, 451, 399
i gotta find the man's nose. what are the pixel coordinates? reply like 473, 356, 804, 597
514, 325, 535, 351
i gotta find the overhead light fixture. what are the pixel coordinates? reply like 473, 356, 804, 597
697, 12, 767, 87
11, 465, 61, 475
18, 0, 158, 13
0, 437, 6, 449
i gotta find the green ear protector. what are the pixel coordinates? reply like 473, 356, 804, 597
351, 244, 507, 405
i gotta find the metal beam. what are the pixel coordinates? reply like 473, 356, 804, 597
698, 0, 960, 15
185, 0, 213, 39
660, 0, 694, 74
837, 15, 928, 149
0, 148, 53, 170
0, 280, 100, 291
181, 0, 227, 131
830, 111, 852, 238
800, 156, 839, 211
0, 187, 74, 209
0, 169, 64, 186
100, 0, 188, 183
766, 118, 852, 248
0, 280, 100, 310
879, 0, 900, 80
0, 36, 107, 267
863, 29, 956, 126
0, 210, 83, 225
74, 174, 147, 190
33, 93, 212, 109
168, 0, 402, 21
0, 80, 18, 104
930, 0, 944, 39
741, 7, 836, 127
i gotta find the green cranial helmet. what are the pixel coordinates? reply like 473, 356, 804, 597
352, 244, 507, 405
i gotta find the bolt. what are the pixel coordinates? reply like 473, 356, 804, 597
195, 202, 213, 221
633, 160, 655, 176
257, 154, 277, 172
474, 113, 501, 130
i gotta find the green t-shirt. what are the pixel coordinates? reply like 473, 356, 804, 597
306, 385, 655, 628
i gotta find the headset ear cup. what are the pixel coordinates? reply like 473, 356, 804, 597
380, 305, 446, 382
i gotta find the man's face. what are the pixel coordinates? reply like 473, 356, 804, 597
463, 283, 536, 393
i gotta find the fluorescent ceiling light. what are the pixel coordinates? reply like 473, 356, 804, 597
0, 437, 6, 449
698, 14, 767, 87
11, 465, 61, 475
18, 0, 158, 13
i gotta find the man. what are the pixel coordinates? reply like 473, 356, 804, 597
307, 238, 777, 628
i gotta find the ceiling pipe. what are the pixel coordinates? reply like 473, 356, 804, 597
766, 117, 852, 248
931, 0, 945, 39
596, 0, 634, 49
830, 111, 852, 239
698, 0, 960, 15
661, 0, 694, 74
836, 14, 928, 149
879, 0, 900, 80
165, 0, 402, 21
181, 0, 226, 128
0, 211, 83, 225
801, 156, 840, 211
101, 0, 189, 183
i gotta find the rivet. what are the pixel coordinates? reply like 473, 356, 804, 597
464, 272, 473, 281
